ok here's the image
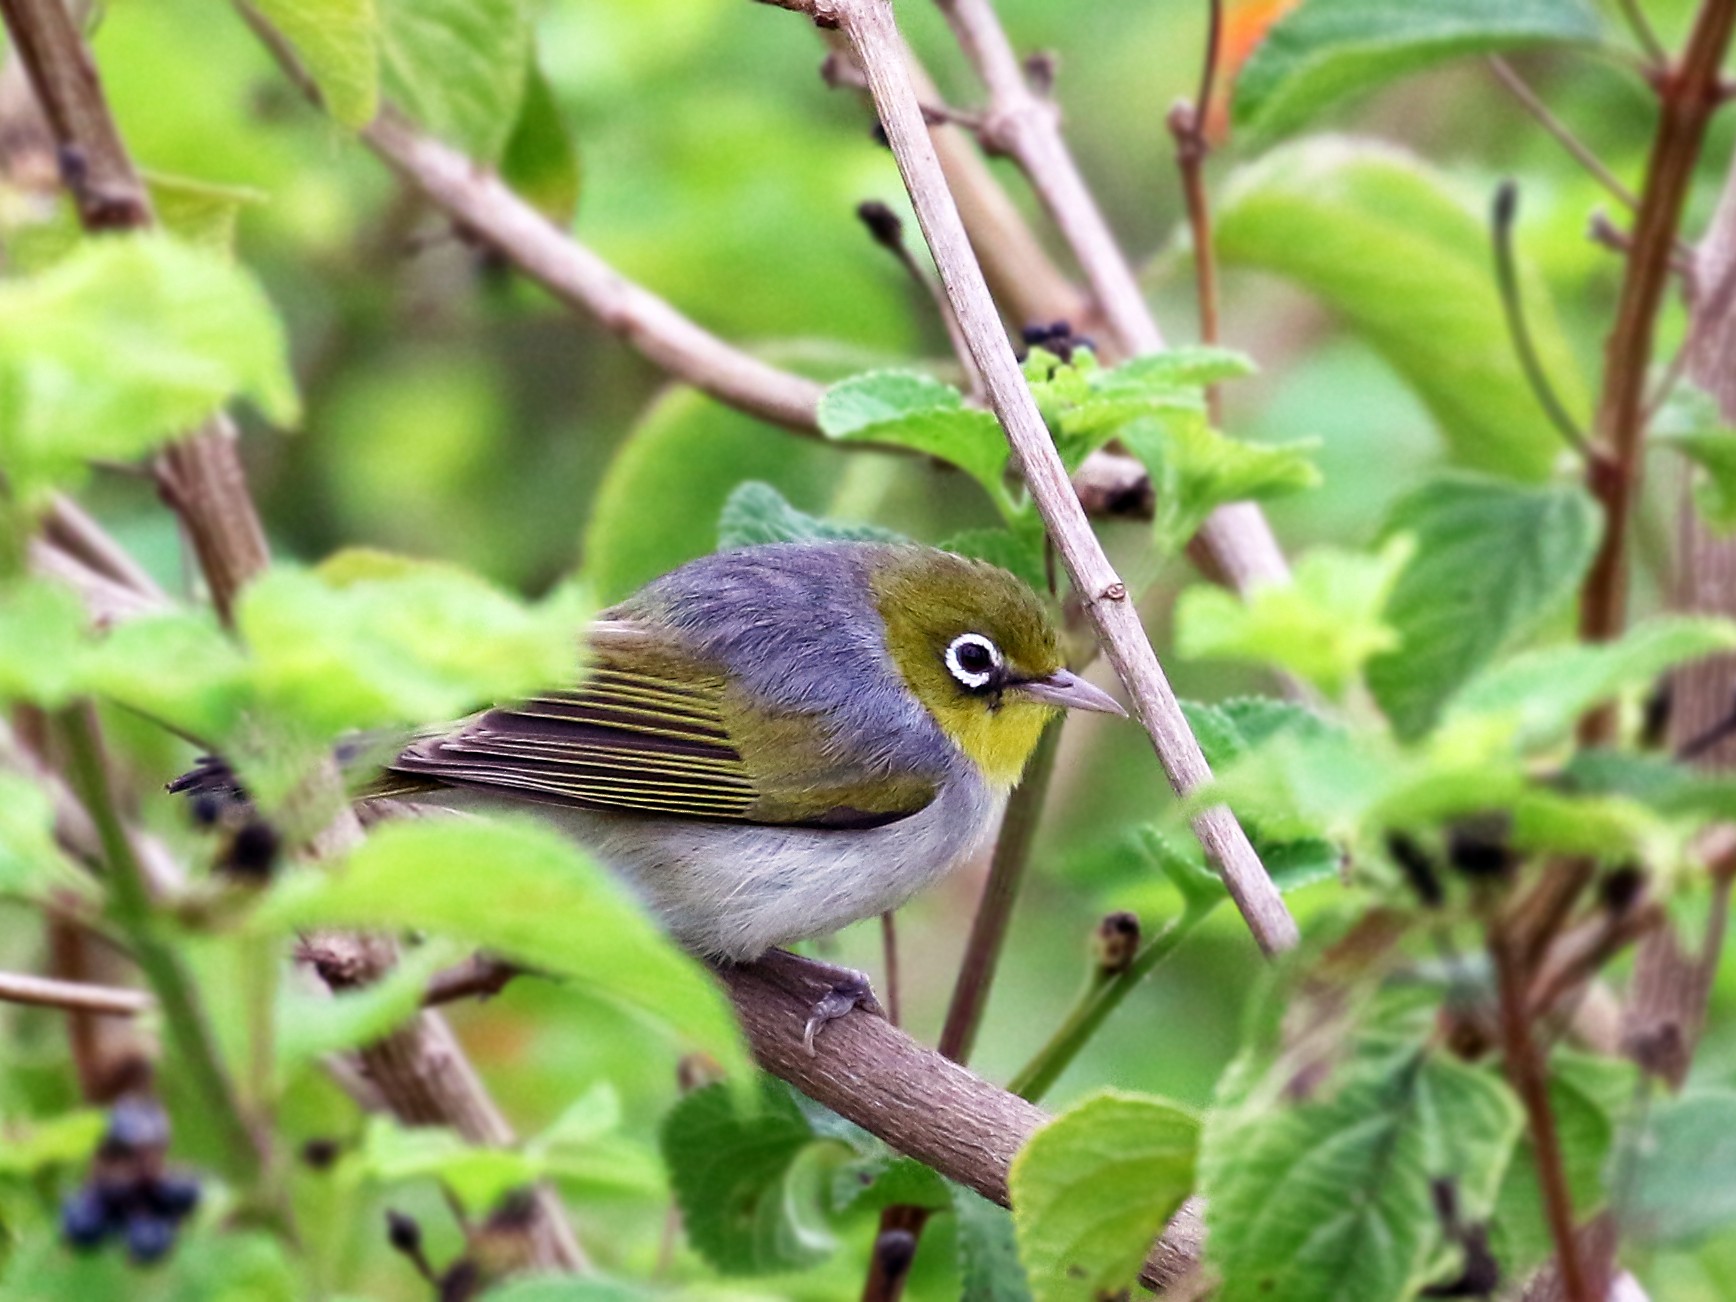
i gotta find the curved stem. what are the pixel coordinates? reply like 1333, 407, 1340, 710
1008, 898, 1217, 1104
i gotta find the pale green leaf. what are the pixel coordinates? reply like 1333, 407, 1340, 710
716, 481, 902, 550
1009, 1091, 1198, 1302
235, 564, 586, 740
84, 609, 252, 745
274, 942, 450, 1081
253, 0, 380, 128
1202, 1051, 1521, 1302
1175, 538, 1412, 697
940, 521, 1048, 594
145, 173, 267, 252
360, 1115, 541, 1214
1121, 414, 1320, 555
819, 371, 1014, 514
0, 234, 298, 497
1368, 475, 1601, 739
252, 817, 749, 1081
1655, 383, 1736, 532
659, 1080, 837, 1275
0, 578, 92, 708
380, 0, 531, 159
1235, 0, 1601, 140
1217, 139, 1582, 480
0, 1110, 106, 1174
1628, 1090, 1736, 1246
531, 1082, 624, 1154
1448, 615, 1736, 746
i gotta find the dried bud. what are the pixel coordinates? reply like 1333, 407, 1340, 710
855, 200, 904, 252
873, 1228, 918, 1281
1022, 50, 1057, 96
677, 1052, 724, 1094
1599, 863, 1646, 915
1092, 911, 1141, 977
222, 819, 280, 879
300, 1138, 341, 1170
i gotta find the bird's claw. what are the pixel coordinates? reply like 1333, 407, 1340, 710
800, 968, 882, 1055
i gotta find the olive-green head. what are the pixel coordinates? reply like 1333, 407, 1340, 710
869, 547, 1124, 786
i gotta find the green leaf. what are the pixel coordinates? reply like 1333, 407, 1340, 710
584, 388, 842, 604
1009, 1091, 1198, 1302
1448, 615, 1736, 747
146, 173, 267, 252
235, 564, 585, 741
0, 233, 298, 499
1202, 1051, 1522, 1302
359, 1115, 541, 1214
85, 609, 252, 744
379, 0, 531, 160
487, 1281, 666, 1302
940, 520, 1049, 594
1175, 538, 1411, 698
1121, 414, 1320, 555
1216, 139, 1582, 481
716, 481, 903, 550
831, 1152, 952, 1215
0, 578, 93, 708
252, 0, 380, 128
660, 1080, 837, 1275
0, 1109, 106, 1175
1489, 1052, 1635, 1277
531, 1082, 624, 1154
501, 59, 581, 225
252, 817, 749, 1082
1368, 475, 1601, 739
1628, 1090, 1736, 1246
1234, 0, 1601, 140
955, 1186, 1034, 1302
818, 371, 1014, 515
1655, 382, 1736, 532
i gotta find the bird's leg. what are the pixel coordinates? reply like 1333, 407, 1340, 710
739, 949, 885, 1054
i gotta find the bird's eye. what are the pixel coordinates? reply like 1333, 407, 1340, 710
945, 633, 1002, 691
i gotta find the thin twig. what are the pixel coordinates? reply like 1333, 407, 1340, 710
1492, 919, 1590, 1302
856, 198, 982, 397
1167, 0, 1223, 424
780, 0, 1298, 956
1578, 0, 1736, 699
0, 968, 152, 1016
1616, 0, 1670, 66
1491, 180, 1592, 454
1490, 57, 1639, 211
877, 912, 901, 1029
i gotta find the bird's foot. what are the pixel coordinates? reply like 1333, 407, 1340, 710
752, 951, 883, 1054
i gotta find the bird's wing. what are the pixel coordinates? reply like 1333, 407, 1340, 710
383, 619, 937, 829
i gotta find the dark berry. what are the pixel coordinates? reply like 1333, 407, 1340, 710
144, 1173, 200, 1220
1445, 814, 1516, 880
124, 1213, 175, 1264
300, 1137, 341, 1170
189, 793, 223, 827
1021, 323, 1052, 345
102, 1095, 169, 1156
60, 1187, 110, 1250
1600, 864, 1646, 915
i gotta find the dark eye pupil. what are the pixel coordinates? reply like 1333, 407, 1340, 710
958, 642, 992, 671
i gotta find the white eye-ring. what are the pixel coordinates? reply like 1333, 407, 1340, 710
945, 633, 1002, 690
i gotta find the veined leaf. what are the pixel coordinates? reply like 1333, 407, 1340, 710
1009, 1091, 1198, 1302
501, 59, 581, 225
1175, 537, 1411, 698
819, 371, 1014, 515
1628, 1090, 1736, 1246
380, 0, 531, 160
359, 1116, 541, 1214
1368, 474, 1600, 739
0, 233, 298, 499
717, 481, 903, 550
955, 1186, 1034, 1302
1216, 138, 1582, 481
1202, 1050, 1521, 1302
253, 0, 379, 128
1235, 0, 1601, 140
252, 817, 749, 1082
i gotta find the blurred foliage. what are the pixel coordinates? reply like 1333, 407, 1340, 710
4, 0, 1736, 1298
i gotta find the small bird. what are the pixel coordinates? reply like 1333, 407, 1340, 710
377, 541, 1125, 1041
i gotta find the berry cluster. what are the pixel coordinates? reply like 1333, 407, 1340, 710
60, 1094, 200, 1264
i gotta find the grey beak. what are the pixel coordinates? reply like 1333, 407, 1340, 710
1013, 668, 1128, 716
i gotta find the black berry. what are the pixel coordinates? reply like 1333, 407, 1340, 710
386, 1208, 423, 1256
124, 1213, 175, 1264
144, 1173, 200, 1221
223, 820, 280, 878
60, 1187, 110, 1250
102, 1095, 169, 1157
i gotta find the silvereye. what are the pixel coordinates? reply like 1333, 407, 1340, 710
381, 542, 1123, 1000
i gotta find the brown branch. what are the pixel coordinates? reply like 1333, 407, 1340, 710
1492, 921, 1591, 1302
0, 968, 152, 1016
1578, 0, 1736, 695
1166, 0, 1222, 424
720, 952, 1208, 1293
776, 0, 1297, 956
927, 0, 1291, 595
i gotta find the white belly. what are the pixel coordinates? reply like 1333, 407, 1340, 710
421, 772, 1004, 961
